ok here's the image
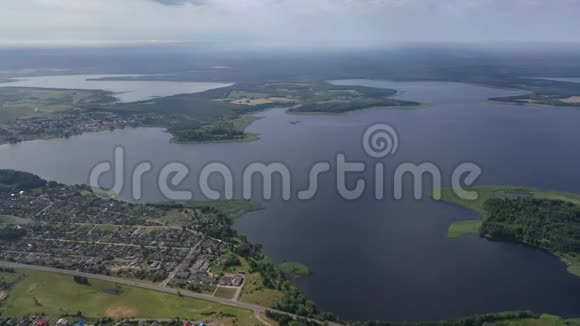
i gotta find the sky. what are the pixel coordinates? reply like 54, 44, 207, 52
1, 0, 580, 48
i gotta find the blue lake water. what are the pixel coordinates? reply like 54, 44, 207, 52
1, 80, 580, 321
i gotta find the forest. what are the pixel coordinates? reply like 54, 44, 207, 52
0, 169, 47, 192
290, 98, 418, 113
481, 198, 580, 254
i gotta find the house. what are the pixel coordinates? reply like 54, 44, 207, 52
18, 319, 32, 326
219, 274, 244, 287
56, 318, 68, 326
231, 275, 243, 287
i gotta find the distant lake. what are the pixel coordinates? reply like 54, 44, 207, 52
0, 74, 232, 102
2, 79, 580, 321
535, 77, 580, 84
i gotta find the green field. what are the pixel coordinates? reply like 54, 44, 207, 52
231, 258, 284, 308
0, 269, 259, 325
90, 224, 122, 232
486, 314, 580, 326
0, 87, 114, 123
238, 272, 284, 308
213, 287, 237, 299
447, 220, 482, 238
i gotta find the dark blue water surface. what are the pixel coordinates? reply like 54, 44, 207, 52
1, 80, 580, 321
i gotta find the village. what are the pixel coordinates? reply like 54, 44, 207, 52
0, 111, 146, 144
0, 183, 245, 295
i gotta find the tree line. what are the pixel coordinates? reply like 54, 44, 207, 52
482, 198, 580, 254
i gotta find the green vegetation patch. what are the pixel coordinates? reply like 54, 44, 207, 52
213, 287, 236, 300
187, 199, 262, 219
1, 269, 258, 324
485, 76, 580, 109
447, 220, 481, 238
0, 169, 47, 193
439, 185, 580, 215
284, 82, 420, 114
231, 257, 284, 307
91, 224, 121, 232
277, 262, 310, 278
290, 98, 419, 114
239, 271, 284, 308
0, 215, 32, 225
482, 198, 580, 277
345, 311, 580, 326
0, 271, 21, 284
484, 313, 578, 326
490, 93, 580, 108
565, 255, 580, 278
108, 86, 263, 144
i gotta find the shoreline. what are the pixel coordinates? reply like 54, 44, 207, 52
436, 185, 580, 278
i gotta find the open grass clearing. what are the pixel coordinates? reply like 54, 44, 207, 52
1, 269, 260, 325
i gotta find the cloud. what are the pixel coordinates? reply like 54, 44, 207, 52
36, 0, 102, 9
2, 0, 580, 47
149, 0, 207, 6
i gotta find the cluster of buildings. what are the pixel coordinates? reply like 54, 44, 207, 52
0, 318, 75, 326
168, 239, 225, 288
0, 111, 144, 144
0, 185, 228, 286
0, 186, 158, 225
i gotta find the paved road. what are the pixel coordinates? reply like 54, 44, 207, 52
0, 261, 338, 326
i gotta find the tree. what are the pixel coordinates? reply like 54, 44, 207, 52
73, 275, 90, 285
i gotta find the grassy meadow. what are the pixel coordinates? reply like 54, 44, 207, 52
0, 269, 259, 325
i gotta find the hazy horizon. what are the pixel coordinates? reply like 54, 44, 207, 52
2, 0, 580, 49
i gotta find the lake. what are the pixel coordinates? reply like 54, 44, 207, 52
0, 74, 232, 102
1, 79, 580, 321
536, 77, 580, 83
